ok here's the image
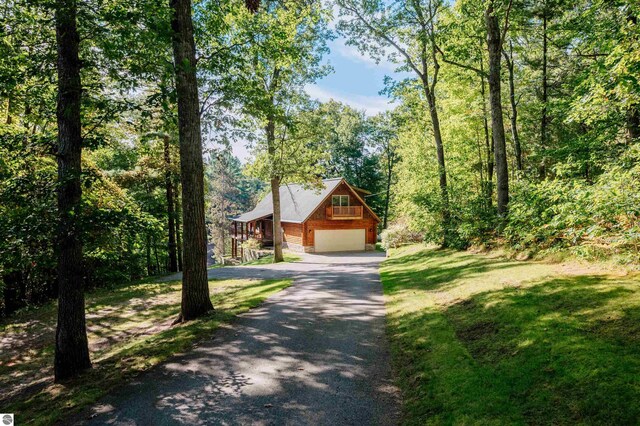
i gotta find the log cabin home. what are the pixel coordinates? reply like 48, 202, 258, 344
231, 178, 380, 257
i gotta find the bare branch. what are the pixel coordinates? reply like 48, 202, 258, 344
499, 0, 514, 51
339, 0, 424, 79
436, 44, 485, 76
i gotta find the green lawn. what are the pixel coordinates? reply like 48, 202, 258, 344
0, 276, 291, 425
381, 244, 640, 425
243, 252, 302, 265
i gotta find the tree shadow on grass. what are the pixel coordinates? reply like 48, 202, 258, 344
0, 278, 286, 414
382, 248, 533, 295
68, 265, 400, 426
391, 272, 640, 424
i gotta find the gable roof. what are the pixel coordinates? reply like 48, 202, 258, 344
233, 178, 380, 223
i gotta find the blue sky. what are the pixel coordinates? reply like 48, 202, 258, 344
305, 37, 397, 115
230, 35, 399, 162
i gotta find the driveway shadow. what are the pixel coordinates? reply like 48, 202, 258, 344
78, 252, 399, 425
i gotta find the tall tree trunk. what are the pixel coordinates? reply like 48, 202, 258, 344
626, 9, 639, 143
153, 235, 161, 273
6, 97, 12, 125
421, 77, 451, 246
164, 135, 178, 272
170, 0, 213, 320
175, 192, 183, 271
266, 117, 284, 262
486, 2, 510, 217
540, 9, 548, 178
146, 233, 152, 275
54, 0, 91, 382
479, 52, 494, 208
503, 42, 523, 171
383, 154, 393, 229
475, 127, 484, 196
628, 108, 640, 143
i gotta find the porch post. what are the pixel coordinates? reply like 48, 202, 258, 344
233, 221, 238, 258
240, 222, 244, 261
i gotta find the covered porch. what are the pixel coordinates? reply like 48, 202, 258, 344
231, 215, 274, 259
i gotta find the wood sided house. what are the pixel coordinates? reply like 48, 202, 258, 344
231, 178, 380, 257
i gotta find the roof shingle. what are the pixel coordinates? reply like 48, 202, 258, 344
233, 178, 343, 223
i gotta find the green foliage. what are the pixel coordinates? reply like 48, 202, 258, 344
380, 222, 423, 250
246, 101, 331, 185
232, 0, 333, 188
374, 0, 640, 259
206, 148, 263, 262
505, 148, 640, 261
241, 237, 262, 251
0, 125, 161, 315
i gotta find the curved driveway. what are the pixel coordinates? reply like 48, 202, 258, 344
80, 252, 400, 425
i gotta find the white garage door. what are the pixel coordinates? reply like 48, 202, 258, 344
314, 229, 366, 252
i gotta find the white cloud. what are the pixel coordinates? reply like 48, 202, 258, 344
331, 38, 398, 72
305, 84, 396, 116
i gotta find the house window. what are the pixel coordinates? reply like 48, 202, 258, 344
332, 195, 349, 206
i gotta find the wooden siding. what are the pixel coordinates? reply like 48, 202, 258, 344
300, 181, 379, 247
282, 222, 303, 245
307, 182, 377, 222
305, 218, 377, 245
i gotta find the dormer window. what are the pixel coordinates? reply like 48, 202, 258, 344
332, 195, 349, 207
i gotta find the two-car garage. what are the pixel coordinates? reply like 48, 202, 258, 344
313, 229, 366, 252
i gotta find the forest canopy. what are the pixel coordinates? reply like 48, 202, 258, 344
1, 0, 639, 319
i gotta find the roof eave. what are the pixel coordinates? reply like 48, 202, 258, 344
232, 213, 273, 223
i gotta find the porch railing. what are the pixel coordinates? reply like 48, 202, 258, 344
326, 205, 363, 219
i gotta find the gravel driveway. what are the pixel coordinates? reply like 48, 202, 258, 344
79, 252, 400, 425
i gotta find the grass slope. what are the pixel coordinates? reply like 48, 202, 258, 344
381, 244, 640, 425
243, 252, 302, 265
1, 277, 291, 425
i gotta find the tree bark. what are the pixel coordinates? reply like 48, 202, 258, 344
53, 0, 91, 382
154, 235, 161, 273
170, 0, 213, 320
485, 1, 510, 217
146, 233, 152, 275
175, 185, 183, 271
540, 9, 548, 178
422, 78, 451, 244
266, 117, 284, 263
626, 9, 639, 143
6, 97, 12, 125
503, 42, 523, 171
628, 107, 640, 143
383, 152, 393, 229
479, 51, 494, 208
164, 135, 178, 272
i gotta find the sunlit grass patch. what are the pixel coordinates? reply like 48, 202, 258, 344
381, 244, 640, 424
243, 252, 302, 265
